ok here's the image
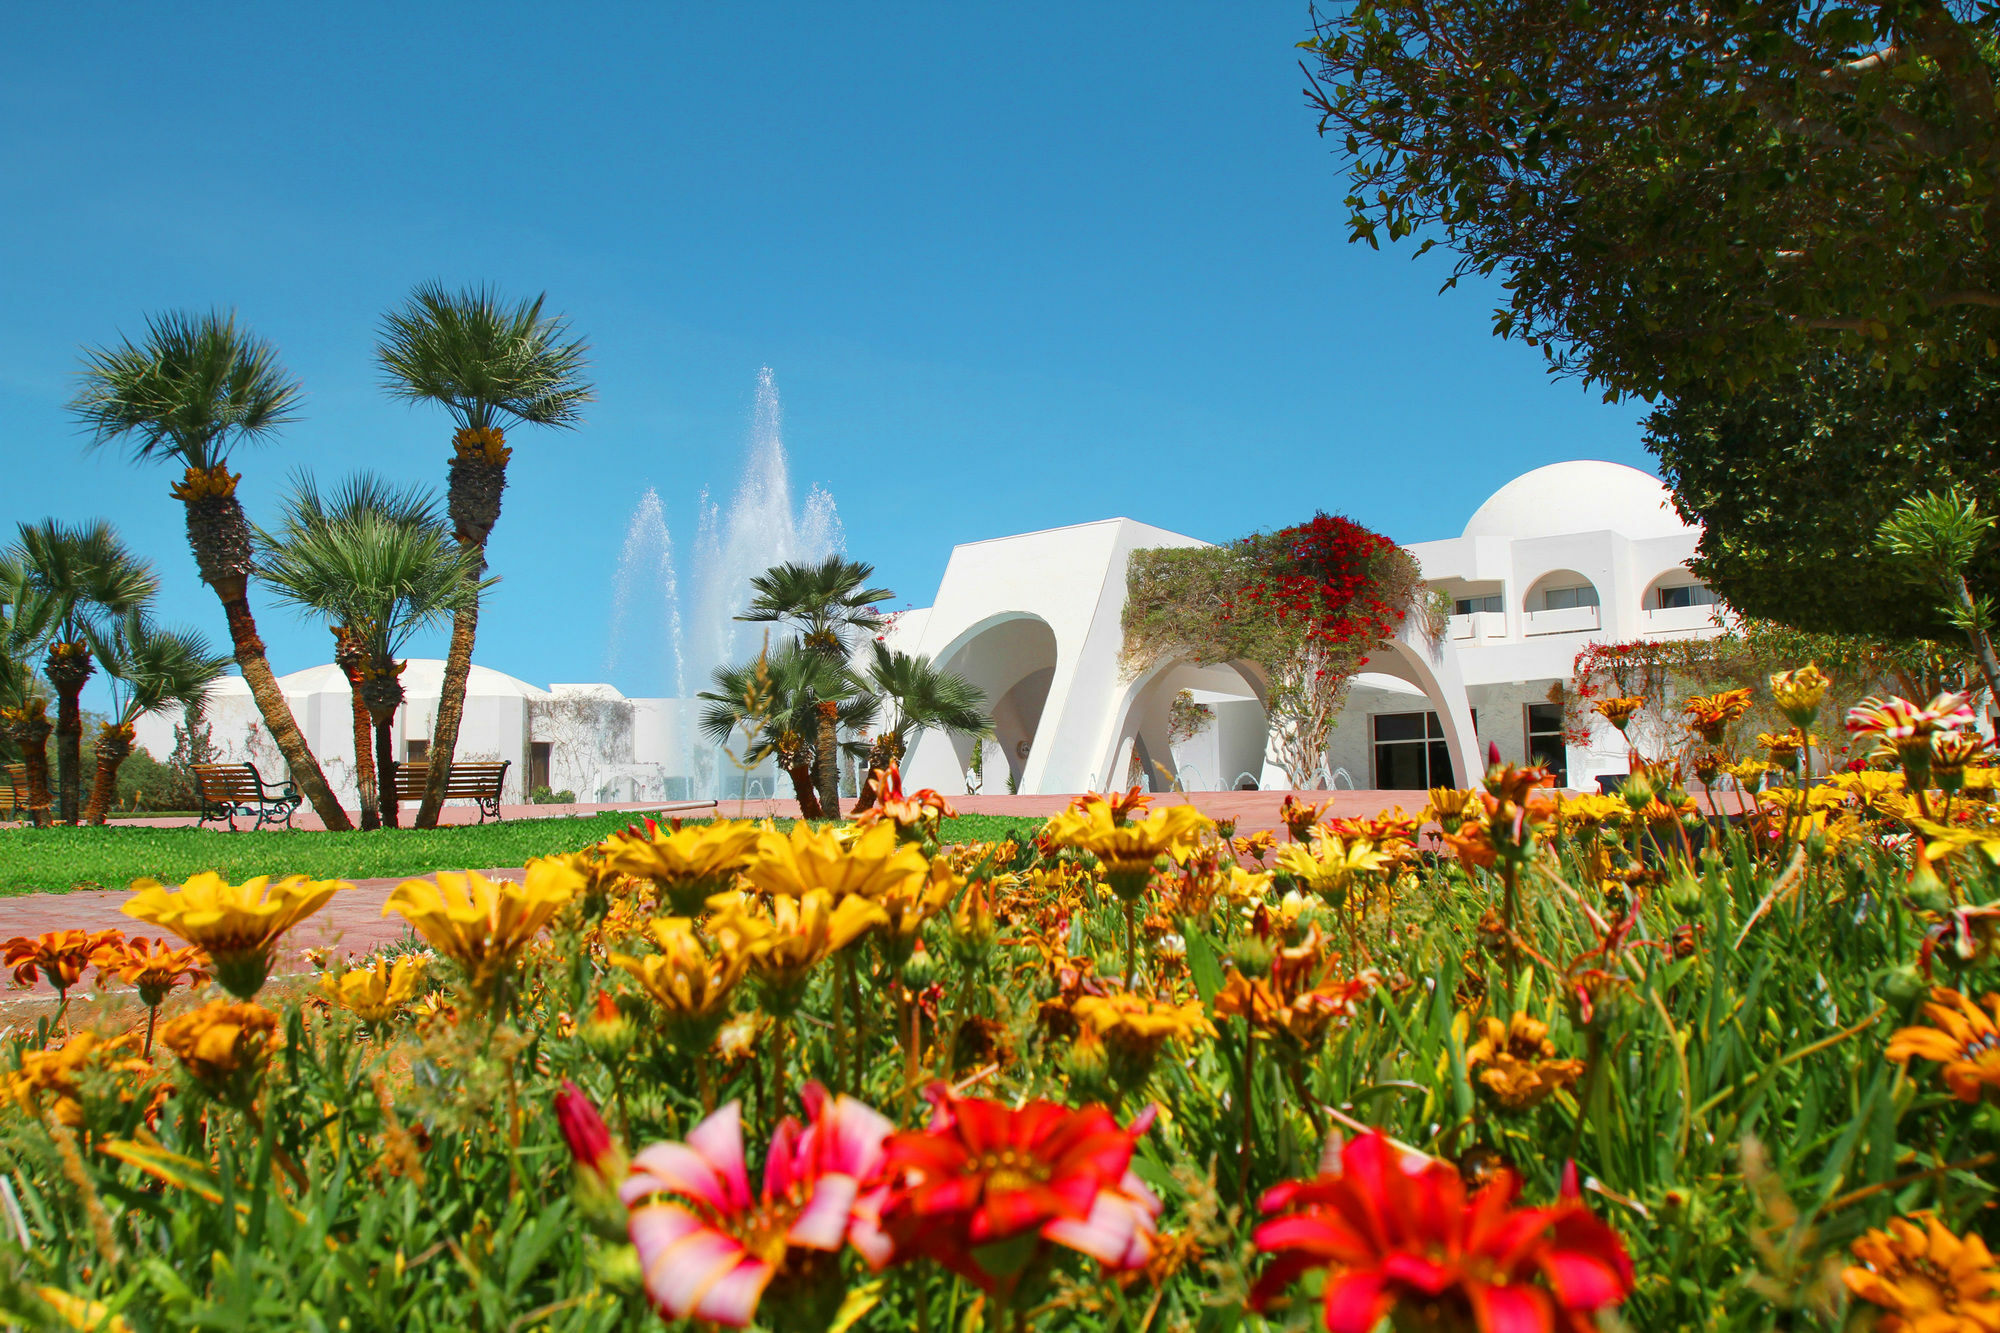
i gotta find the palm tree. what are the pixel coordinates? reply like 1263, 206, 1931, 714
0, 559, 52, 824
736, 556, 894, 814
5, 521, 158, 823
850, 641, 992, 812
69, 311, 353, 830
257, 474, 485, 829
83, 613, 229, 824
376, 283, 592, 829
697, 646, 876, 819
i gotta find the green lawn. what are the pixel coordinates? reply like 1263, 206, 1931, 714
0, 811, 1048, 896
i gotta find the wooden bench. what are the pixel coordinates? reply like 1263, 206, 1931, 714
0, 764, 36, 823
192, 762, 302, 831
391, 760, 510, 822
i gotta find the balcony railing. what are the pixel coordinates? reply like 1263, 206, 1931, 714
1523, 604, 1601, 636
1448, 611, 1507, 641
1644, 603, 1724, 635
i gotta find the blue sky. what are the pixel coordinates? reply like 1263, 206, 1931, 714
0, 3, 1650, 706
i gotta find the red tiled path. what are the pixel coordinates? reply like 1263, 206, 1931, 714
0, 791, 1429, 980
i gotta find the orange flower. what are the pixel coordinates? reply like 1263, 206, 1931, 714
1277, 794, 1329, 843
1887, 989, 2000, 1103
98, 936, 209, 1008
3, 929, 123, 995
1844, 1212, 2000, 1333
1464, 1013, 1585, 1110
1592, 696, 1645, 731
1068, 786, 1154, 824
5, 1030, 155, 1128
1681, 688, 1753, 744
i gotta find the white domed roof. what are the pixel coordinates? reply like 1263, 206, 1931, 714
1461, 461, 1688, 542
277, 659, 550, 699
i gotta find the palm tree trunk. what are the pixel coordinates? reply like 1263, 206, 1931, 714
416, 594, 477, 828
375, 719, 400, 829
815, 701, 841, 819
84, 722, 133, 825
45, 642, 93, 825
335, 630, 379, 830
181, 488, 352, 830
363, 668, 406, 831
785, 759, 822, 819
3, 702, 53, 827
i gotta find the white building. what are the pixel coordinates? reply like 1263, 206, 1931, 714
139, 460, 1724, 803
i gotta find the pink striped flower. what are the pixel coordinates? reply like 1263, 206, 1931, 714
621, 1084, 893, 1328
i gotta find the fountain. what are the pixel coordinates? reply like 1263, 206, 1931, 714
605, 367, 844, 797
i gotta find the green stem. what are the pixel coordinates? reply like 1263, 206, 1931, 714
1124, 898, 1139, 989
1238, 1024, 1256, 1206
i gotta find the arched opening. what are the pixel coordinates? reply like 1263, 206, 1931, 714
1105, 659, 1271, 792
1523, 570, 1602, 636
934, 614, 1061, 789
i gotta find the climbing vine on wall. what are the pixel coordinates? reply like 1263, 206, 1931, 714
1122, 512, 1422, 784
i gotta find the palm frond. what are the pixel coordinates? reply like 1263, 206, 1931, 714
376, 282, 594, 431
71, 310, 302, 469
8, 519, 158, 645
96, 611, 230, 724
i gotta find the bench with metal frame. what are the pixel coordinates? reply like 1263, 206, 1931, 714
192, 762, 302, 831
390, 760, 510, 823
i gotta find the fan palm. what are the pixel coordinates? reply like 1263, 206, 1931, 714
5, 521, 158, 823
0, 559, 52, 821
69, 310, 352, 829
82, 613, 229, 824
697, 646, 877, 819
850, 641, 992, 812
376, 283, 592, 828
257, 474, 486, 829
736, 555, 893, 812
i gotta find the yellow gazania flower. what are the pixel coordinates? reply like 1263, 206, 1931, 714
382, 860, 579, 1001
707, 889, 886, 1011
609, 917, 748, 1045
1681, 687, 1754, 743
740, 819, 932, 902
1591, 696, 1645, 731
1886, 989, 2000, 1104
36, 1288, 135, 1333
1422, 786, 1481, 832
1769, 663, 1830, 728
1041, 803, 1212, 897
123, 872, 351, 999
1216, 863, 1275, 910
876, 859, 961, 968
320, 956, 425, 1024
157, 1000, 282, 1102
7, 1031, 151, 1128
602, 819, 762, 914
1464, 1012, 1586, 1111
1756, 729, 1812, 768
1556, 793, 1631, 829
1274, 836, 1389, 904
1071, 991, 1214, 1054
1844, 1212, 2000, 1333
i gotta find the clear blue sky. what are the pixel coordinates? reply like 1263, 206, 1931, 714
0, 2, 1650, 706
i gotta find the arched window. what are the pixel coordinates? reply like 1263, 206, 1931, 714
1525, 571, 1600, 612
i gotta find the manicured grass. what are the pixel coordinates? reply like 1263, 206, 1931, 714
0, 811, 1047, 896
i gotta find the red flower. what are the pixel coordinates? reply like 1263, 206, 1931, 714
858, 1088, 1161, 1294
1252, 1131, 1632, 1333
555, 1080, 626, 1191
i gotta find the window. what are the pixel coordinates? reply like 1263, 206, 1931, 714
1538, 584, 1599, 611
1373, 712, 1453, 789
1524, 704, 1568, 785
1454, 594, 1503, 615
529, 742, 552, 793
1655, 584, 1718, 610
405, 739, 429, 766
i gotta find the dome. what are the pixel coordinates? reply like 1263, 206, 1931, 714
1461, 461, 1688, 542
276, 659, 551, 699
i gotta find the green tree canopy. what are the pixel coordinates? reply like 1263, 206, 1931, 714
1645, 355, 2000, 639
1302, 0, 2000, 397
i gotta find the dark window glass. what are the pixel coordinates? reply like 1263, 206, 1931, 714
1454, 594, 1503, 615
1373, 712, 1426, 742
1374, 712, 1451, 787
1656, 584, 1717, 609
1523, 704, 1568, 784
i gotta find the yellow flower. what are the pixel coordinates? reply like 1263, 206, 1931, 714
1071, 991, 1215, 1081
1555, 793, 1631, 829
1681, 687, 1754, 743
1042, 803, 1212, 897
167, 463, 240, 502
1887, 989, 2000, 1104
875, 858, 961, 968
707, 889, 886, 1012
1591, 696, 1645, 731
1422, 786, 1481, 832
6, 1031, 151, 1128
1216, 863, 1275, 910
1770, 663, 1830, 728
602, 819, 762, 914
36, 1288, 134, 1333
123, 873, 351, 998
1274, 836, 1389, 904
1214, 934, 1375, 1049
609, 918, 748, 1046
740, 819, 932, 902
382, 861, 579, 1002
1844, 1212, 2000, 1333
320, 956, 425, 1024
157, 1000, 281, 1102
1464, 1012, 1585, 1111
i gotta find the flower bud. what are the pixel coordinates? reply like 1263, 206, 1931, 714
902, 939, 940, 989
1232, 935, 1276, 979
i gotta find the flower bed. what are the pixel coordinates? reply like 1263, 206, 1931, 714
6, 715, 2000, 1331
